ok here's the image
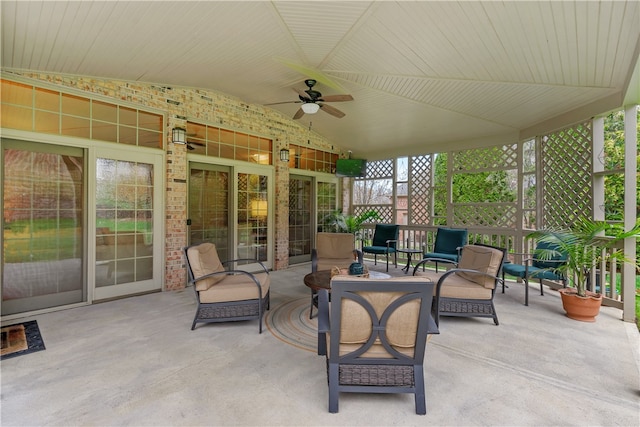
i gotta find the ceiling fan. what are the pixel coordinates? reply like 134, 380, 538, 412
266, 79, 353, 119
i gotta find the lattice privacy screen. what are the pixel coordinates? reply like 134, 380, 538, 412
451, 144, 518, 227
541, 121, 592, 229
409, 155, 432, 225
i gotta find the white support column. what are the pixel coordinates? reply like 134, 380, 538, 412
622, 105, 638, 322
592, 116, 605, 222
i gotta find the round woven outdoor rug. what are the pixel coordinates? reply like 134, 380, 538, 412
265, 297, 317, 352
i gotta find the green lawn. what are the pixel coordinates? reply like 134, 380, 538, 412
3, 218, 151, 263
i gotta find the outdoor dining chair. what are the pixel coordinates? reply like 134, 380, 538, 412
501, 241, 567, 306
362, 223, 400, 271
421, 227, 468, 272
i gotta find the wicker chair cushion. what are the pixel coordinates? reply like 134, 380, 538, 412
335, 277, 427, 348
457, 245, 503, 289
316, 233, 356, 260
415, 271, 492, 299
187, 243, 226, 291
198, 272, 270, 303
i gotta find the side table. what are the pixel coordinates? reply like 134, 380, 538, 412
397, 248, 423, 274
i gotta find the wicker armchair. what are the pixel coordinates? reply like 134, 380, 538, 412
309, 232, 363, 318
413, 244, 506, 326
184, 242, 270, 333
317, 276, 439, 414
311, 232, 363, 273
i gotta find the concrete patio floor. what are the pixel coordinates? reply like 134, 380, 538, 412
1, 262, 639, 426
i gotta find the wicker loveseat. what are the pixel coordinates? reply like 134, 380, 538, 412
317, 276, 439, 414
413, 244, 506, 326
184, 242, 270, 333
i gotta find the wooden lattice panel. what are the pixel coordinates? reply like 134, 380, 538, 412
453, 144, 518, 171
450, 145, 518, 227
452, 203, 517, 228
365, 159, 394, 179
541, 121, 592, 228
409, 155, 432, 225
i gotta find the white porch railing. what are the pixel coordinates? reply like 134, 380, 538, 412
359, 225, 633, 310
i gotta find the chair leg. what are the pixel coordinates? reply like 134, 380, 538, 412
431, 299, 440, 328
539, 279, 544, 296
435, 261, 439, 273
492, 302, 499, 325
191, 308, 199, 330
328, 363, 339, 413
310, 291, 315, 319
385, 253, 389, 272
414, 366, 426, 415
318, 332, 327, 356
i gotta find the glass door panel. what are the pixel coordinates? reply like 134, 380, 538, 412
2, 140, 85, 315
238, 173, 268, 264
188, 164, 230, 261
93, 149, 162, 300
317, 181, 338, 231
289, 175, 312, 264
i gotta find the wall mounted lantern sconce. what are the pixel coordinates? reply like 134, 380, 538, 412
172, 127, 187, 145
279, 148, 290, 162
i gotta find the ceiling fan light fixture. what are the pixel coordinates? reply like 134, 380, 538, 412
301, 103, 320, 114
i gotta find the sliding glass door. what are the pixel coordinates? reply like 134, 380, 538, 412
2, 140, 85, 315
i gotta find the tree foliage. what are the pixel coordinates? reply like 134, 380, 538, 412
602, 108, 640, 220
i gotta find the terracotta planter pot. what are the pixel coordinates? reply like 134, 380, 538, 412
559, 288, 603, 322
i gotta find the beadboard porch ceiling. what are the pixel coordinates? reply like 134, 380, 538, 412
2, 1, 639, 159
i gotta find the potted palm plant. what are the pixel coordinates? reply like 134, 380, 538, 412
320, 209, 380, 239
527, 218, 639, 322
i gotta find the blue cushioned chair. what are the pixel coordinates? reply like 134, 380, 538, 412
362, 224, 400, 271
501, 241, 567, 306
422, 227, 468, 272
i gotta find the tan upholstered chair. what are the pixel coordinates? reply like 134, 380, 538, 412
413, 244, 506, 326
317, 276, 439, 414
311, 232, 363, 273
184, 242, 270, 333
309, 233, 363, 318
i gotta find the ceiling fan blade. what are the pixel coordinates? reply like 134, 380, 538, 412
189, 141, 206, 147
294, 88, 308, 99
273, 57, 346, 92
319, 94, 353, 102
319, 103, 345, 118
293, 108, 305, 120
265, 100, 301, 106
